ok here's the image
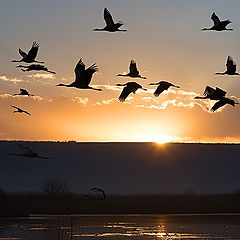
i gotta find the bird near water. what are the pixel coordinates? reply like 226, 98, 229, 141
56, 59, 102, 91
90, 187, 106, 200
202, 12, 233, 31
11, 42, 44, 63
116, 82, 147, 102
149, 81, 180, 97
93, 8, 127, 32
10, 105, 31, 116
16, 64, 56, 74
215, 56, 239, 75
13, 89, 34, 97
9, 143, 49, 159
117, 60, 146, 79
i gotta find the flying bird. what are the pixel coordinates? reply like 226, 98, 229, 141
93, 8, 127, 32
16, 64, 56, 74
202, 12, 233, 31
56, 59, 102, 91
9, 143, 49, 159
11, 42, 44, 63
149, 81, 180, 97
116, 82, 147, 102
194, 86, 226, 100
215, 56, 239, 75
117, 60, 146, 79
10, 105, 31, 116
210, 97, 238, 112
13, 89, 34, 97
90, 187, 106, 200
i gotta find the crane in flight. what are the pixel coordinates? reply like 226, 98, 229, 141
10, 105, 31, 116
116, 82, 147, 102
10, 143, 49, 159
117, 60, 146, 79
215, 56, 239, 75
202, 12, 233, 31
149, 81, 180, 97
16, 64, 56, 74
11, 42, 44, 63
93, 8, 127, 32
210, 97, 238, 112
56, 59, 102, 91
13, 89, 34, 97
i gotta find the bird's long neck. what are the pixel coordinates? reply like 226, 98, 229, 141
56, 83, 71, 87
34, 60, 44, 64
149, 83, 159, 85
11, 59, 22, 62
194, 96, 206, 99
46, 70, 56, 74
93, 28, 105, 31
173, 85, 180, 88
139, 76, 147, 79
117, 74, 128, 77
89, 86, 102, 91
16, 65, 27, 68
226, 28, 233, 31
117, 29, 127, 32
201, 28, 212, 31
116, 83, 127, 86
13, 93, 20, 96
215, 72, 226, 75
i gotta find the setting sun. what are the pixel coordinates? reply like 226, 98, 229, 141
155, 134, 173, 144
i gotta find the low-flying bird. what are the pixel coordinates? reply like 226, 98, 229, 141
117, 60, 146, 79
210, 97, 238, 112
93, 8, 127, 32
194, 86, 226, 100
10, 105, 31, 116
149, 81, 180, 97
16, 64, 56, 74
9, 143, 49, 159
90, 187, 106, 200
11, 42, 44, 63
116, 81, 147, 102
56, 59, 102, 91
202, 12, 233, 31
13, 89, 34, 97
215, 56, 239, 75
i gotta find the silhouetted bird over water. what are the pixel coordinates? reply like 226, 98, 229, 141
90, 187, 106, 200
215, 56, 239, 75
117, 60, 146, 79
11, 42, 44, 63
116, 82, 147, 102
202, 12, 233, 31
16, 64, 56, 74
149, 81, 180, 97
94, 8, 127, 32
13, 89, 34, 97
56, 59, 102, 91
10, 143, 49, 159
10, 105, 31, 116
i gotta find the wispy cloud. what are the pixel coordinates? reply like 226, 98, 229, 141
27, 73, 55, 79
0, 75, 24, 83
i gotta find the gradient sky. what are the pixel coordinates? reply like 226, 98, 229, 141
1, 0, 240, 142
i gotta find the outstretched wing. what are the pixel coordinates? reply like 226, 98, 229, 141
129, 60, 138, 75
10, 105, 19, 110
226, 55, 236, 72
20, 89, 29, 95
27, 42, 39, 60
203, 86, 215, 96
211, 12, 220, 26
119, 86, 132, 102
83, 63, 98, 86
154, 83, 169, 97
19, 49, 27, 58
104, 8, 114, 27
210, 99, 226, 112
74, 59, 85, 83
17, 143, 32, 154
23, 110, 31, 116
215, 87, 226, 97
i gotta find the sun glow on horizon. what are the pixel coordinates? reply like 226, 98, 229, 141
155, 134, 174, 144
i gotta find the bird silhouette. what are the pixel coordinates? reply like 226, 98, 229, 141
215, 56, 239, 75
13, 89, 34, 97
16, 64, 56, 74
210, 97, 238, 112
10, 105, 31, 116
90, 187, 106, 200
202, 12, 233, 31
9, 143, 49, 159
149, 81, 180, 97
116, 82, 147, 102
117, 60, 146, 79
93, 8, 127, 32
194, 86, 226, 100
56, 59, 102, 91
11, 42, 44, 63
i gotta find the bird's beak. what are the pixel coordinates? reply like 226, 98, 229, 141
142, 88, 147, 91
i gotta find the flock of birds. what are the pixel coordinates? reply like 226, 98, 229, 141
8, 9, 239, 116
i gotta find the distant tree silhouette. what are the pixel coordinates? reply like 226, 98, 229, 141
40, 179, 68, 196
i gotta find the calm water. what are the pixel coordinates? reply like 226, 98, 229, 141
1, 214, 240, 240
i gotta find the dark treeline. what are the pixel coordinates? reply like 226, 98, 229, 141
1, 190, 240, 217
